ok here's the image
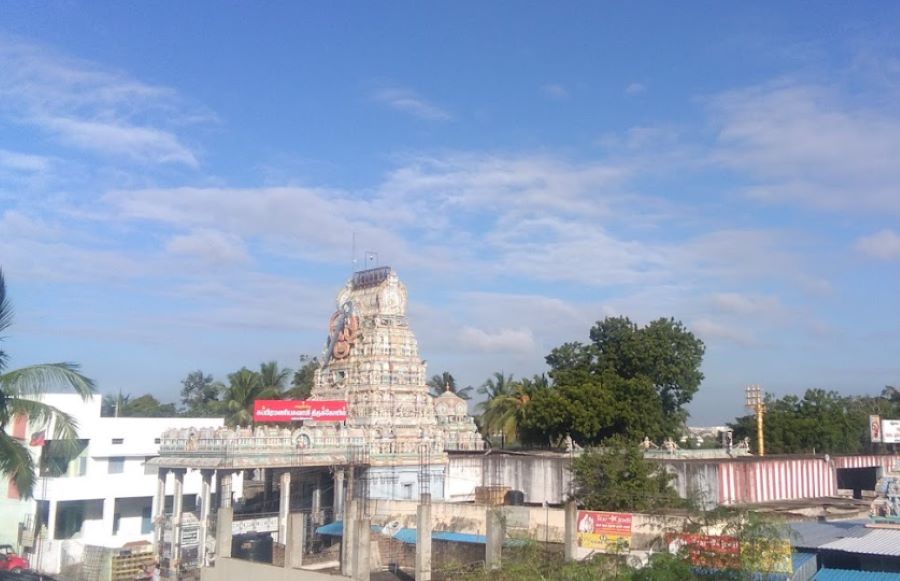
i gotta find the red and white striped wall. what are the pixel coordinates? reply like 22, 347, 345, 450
716, 454, 900, 505
717, 457, 837, 505
833, 454, 900, 472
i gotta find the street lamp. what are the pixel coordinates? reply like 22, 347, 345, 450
744, 384, 765, 456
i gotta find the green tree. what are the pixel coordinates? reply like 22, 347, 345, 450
571, 435, 682, 512
101, 392, 130, 417
287, 355, 319, 399
535, 317, 704, 443
223, 367, 279, 426
180, 370, 223, 415
427, 371, 474, 400
0, 269, 95, 498
730, 388, 892, 455
259, 360, 291, 394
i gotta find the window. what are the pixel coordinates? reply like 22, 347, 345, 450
141, 505, 153, 534
112, 438, 124, 445
113, 512, 121, 535
402, 482, 413, 500
108, 457, 125, 474
154, 438, 160, 444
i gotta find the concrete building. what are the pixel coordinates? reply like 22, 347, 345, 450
0, 393, 223, 574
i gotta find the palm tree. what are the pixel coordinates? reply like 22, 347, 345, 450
0, 269, 95, 498
476, 371, 515, 409
223, 367, 280, 427
427, 371, 474, 400
259, 361, 291, 395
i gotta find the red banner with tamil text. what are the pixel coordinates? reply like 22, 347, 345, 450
253, 400, 347, 422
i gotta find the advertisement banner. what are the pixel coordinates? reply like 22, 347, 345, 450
575, 511, 632, 553
667, 534, 741, 569
883, 419, 900, 444
253, 400, 347, 423
667, 534, 792, 574
871, 415, 882, 443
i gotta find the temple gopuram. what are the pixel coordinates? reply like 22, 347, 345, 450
152, 267, 483, 545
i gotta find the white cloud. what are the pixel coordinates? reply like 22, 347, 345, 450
374, 87, 451, 121
458, 326, 536, 354
625, 82, 646, 95
855, 229, 900, 260
36, 116, 198, 166
541, 83, 569, 100
0, 149, 51, 173
165, 229, 250, 265
691, 317, 758, 347
710, 292, 784, 316
0, 37, 204, 166
710, 81, 900, 213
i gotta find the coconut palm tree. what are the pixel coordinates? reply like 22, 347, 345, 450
259, 361, 291, 395
0, 269, 95, 498
223, 367, 280, 427
426, 371, 474, 400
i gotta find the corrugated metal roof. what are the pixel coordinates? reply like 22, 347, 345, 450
820, 529, 900, 557
388, 528, 487, 545
814, 568, 900, 580
790, 520, 870, 549
793, 552, 817, 568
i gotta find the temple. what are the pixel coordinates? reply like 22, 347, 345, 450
150, 267, 483, 568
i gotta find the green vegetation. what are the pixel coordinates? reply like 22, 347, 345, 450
729, 386, 900, 454
475, 317, 704, 448
572, 436, 684, 512
0, 269, 96, 498
428, 371, 474, 400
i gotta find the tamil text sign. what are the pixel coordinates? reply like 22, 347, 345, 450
667, 534, 792, 574
883, 419, 900, 444
668, 534, 741, 569
253, 399, 347, 423
576, 511, 632, 553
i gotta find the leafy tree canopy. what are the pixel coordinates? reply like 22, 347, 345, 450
286, 355, 319, 400
524, 317, 704, 446
729, 388, 900, 455
180, 370, 223, 416
571, 435, 683, 512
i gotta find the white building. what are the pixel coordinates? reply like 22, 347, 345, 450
0, 393, 225, 574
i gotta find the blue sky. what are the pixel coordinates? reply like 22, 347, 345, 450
2, 2, 900, 424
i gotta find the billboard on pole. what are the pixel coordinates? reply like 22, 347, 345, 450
883, 419, 900, 444
871, 415, 882, 443
253, 400, 347, 423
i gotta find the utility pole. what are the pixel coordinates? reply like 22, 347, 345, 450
745, 384, 765, 456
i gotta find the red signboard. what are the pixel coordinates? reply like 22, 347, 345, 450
667, 533, 741, 569
253, 400, 347, 423
576, 511, 633, 552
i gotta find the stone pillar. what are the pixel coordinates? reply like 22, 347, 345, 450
284, 512, 306, 569
219, 471, 233, 508
152, 470, 167, 552
171, 470, 185, 572
564, 501, 577, 562
264, 469, 273, 505
416, 494, 432, 581
333, 468, 345, 520
216, 507, 233, 559
278, 470, 292, 544
341, 499, 358, 576
47, 499, 58, 540
199, 470, 213, 566
485, 508, 505, 571
311, 474, 323, 526
102, 496, 116, 537
352, 516, 371, 581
